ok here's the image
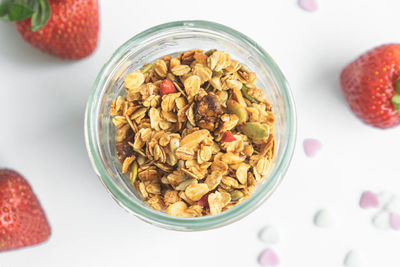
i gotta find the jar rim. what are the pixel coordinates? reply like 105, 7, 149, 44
85, 20, 297, 231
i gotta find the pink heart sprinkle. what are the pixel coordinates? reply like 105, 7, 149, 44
303, 139, 322, 157
298, 0, 318, 12
390, 213, 400, 230
360, 191, 380, 209
258, 249, 279, 266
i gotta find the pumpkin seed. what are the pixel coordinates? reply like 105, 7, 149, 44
241, 84, 258, 103
240, 122, 269, 141
141, 63, 153, 74
227, 99, 248, 124
213, 70, 223, 77
230, 190, 244, 201
130, 161, 138, 183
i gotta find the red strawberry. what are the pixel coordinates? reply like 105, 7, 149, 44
0, 169, 50, 251
220, 131, 236, 143
160, 79, 176, 96
340, 44, 400, 128
0, 0, 99, 59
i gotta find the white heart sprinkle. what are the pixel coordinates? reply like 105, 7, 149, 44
314, 209, 335, 228
344, 250, 363, 267
258, 226, 280, 244
385, 196, 400, 213
378, 192, 394, 208
372, 211, 391, 230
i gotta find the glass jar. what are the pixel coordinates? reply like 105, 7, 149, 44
85, 20, 296, 231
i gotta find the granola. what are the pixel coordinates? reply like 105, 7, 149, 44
111, 49, 276, 217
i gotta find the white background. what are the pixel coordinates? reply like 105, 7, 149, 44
1, 0, 400, 266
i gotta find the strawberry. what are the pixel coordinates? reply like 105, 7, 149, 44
340, 44, 400, 128
160, 79, 176, 96
0, 169, 50, 251
220, 131, 236, 143
0, 0, 99, 59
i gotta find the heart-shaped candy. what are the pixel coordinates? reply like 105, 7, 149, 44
314, 209, 335, 228
303, 139, 322, 157
298, 0, 318, 12
258, 248, 279, 266
344, 250, 363, 267
258, 226, 280, 244
359, 191, 379, 209
390, 213, 400, 230
372, 211, 391, 230
386, 196, 400, 213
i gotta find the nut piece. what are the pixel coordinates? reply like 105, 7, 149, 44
185, 184, 209, 201
240, 122, 270, 141
227, 99, 248, 124
197, 94, 223, 118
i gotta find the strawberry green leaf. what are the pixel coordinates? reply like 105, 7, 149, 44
8, 3, 33, 21
0, 0, 36, 21
393, 95, 400, 113
0, 0, 12, 21
396, 77, 400, 94
30, 0, 50, 32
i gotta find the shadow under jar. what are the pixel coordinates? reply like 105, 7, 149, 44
85, 20, 296, 231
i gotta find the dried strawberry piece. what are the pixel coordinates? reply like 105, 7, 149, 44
197, 192, 211, 207
160, 79, 176, 96
221, 131, 236, 143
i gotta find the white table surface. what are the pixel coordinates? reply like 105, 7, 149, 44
1, 0, 399, 266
